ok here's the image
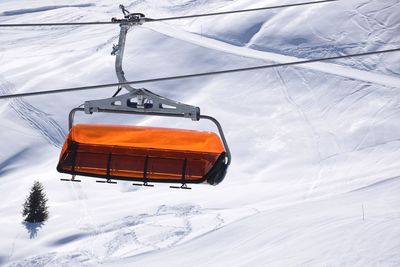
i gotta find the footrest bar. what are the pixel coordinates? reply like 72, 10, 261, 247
132, 182, 154, 187
170, 184, 192, 190
60, 178, 81, 182
96, 180, 117, 184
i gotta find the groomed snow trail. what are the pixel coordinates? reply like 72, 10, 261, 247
144, 22, 400, 89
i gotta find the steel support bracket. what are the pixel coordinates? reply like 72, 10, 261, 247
84, 89, 201, 120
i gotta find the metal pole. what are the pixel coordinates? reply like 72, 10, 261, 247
114, 25, 138, 92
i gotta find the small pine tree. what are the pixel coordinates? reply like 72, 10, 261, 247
22, 181, 49, 223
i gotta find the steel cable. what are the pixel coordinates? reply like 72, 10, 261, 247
1, 47, 399, 99
0, 0, 339, 27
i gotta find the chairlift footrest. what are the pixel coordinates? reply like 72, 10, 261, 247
132, 183, 154, 187
170, 185, 192, 190
96, 180, 117, 184
60, 178, 81, 182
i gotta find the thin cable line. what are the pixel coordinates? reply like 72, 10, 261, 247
149, 0, 339, 22
0, 0, 339, 27
0, 21, 115, 27
0, 47, 398, 100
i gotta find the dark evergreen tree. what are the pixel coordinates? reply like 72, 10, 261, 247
22, 181, 49, 223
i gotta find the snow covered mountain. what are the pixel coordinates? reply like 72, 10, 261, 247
0, 0, 399, 266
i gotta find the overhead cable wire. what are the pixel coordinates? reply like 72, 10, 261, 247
0, 0, 339, 27
147, 0, 339, 22
0, 47, 399, 100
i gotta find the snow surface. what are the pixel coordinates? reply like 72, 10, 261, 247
0, 0, 400, 266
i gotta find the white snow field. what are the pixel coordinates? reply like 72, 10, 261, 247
0, 0, 400, 266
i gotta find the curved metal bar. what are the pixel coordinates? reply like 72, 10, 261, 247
69, 107, 84, 130
200, 115, 231, 166
114, 25, 137, 93
112, 5, 145, 93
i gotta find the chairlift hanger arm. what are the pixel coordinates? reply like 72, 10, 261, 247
111, 5, 144, 93
108, 5, 201, 121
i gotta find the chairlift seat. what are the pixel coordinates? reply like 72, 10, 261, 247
57, 124, 228, 185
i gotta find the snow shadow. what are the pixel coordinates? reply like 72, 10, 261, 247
0, 148, 29, 176
23, 222, 45, 239
51, 233, 89, 246
1, 4, 94, 16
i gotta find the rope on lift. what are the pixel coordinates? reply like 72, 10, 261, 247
0, 0, 339, 27
0, 47, 399, 100
147, 0, 340, 22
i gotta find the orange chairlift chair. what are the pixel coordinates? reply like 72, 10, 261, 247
57, 7, 231, 189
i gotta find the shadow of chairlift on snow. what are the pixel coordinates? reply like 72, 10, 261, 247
22, 221, 44, 239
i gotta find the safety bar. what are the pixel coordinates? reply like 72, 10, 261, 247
68, 107, 231, 166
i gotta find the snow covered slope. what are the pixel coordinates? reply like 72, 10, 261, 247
0, 0, 399, 266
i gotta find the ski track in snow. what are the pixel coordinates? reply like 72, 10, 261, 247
7, 204, 239, 266
0, 148, 30, 176
354, 97, 393, 151
1, 4, 95, 16
0, 77, 66, 148
144, 22, 400, 89
274, 68, 324, 197
321, 84, 370, 118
